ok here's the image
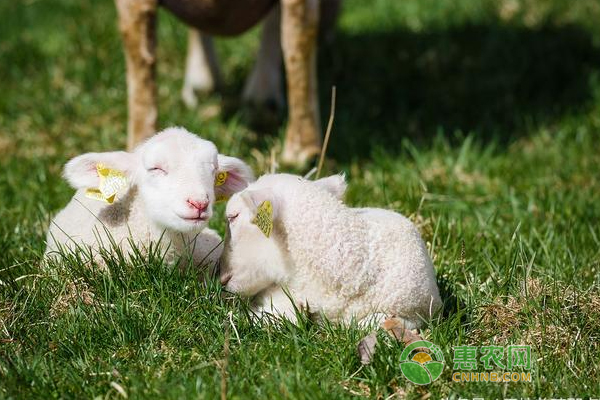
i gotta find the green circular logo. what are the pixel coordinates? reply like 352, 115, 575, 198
399, 340, 445, 385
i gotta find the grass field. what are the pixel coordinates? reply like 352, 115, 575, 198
2, 0, 600, 398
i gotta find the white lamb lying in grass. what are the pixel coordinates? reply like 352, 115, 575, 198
219, 173, 442, 329
45, 127, 254, 270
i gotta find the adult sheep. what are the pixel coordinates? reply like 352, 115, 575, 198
219, 173, 442, 329
116, 0, 341, 166
45, 127, 254, 270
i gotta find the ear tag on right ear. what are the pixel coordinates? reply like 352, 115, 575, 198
252, 200, 273, 238
85, 164, 127, 204
215, 171, 228, 187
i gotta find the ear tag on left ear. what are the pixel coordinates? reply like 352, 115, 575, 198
215, 171, 228, 187
85, 164, 127, 204
252, 200, 273, 238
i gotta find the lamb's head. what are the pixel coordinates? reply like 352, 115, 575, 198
63, 127, 254, 233
219, 173, 347, 296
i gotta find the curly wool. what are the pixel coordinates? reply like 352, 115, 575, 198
253, 175, 442, 328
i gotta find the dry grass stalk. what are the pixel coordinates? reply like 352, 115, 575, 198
316, 86, 337, 179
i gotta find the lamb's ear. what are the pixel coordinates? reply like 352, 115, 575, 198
240, 188, 279, 222
216, 155, 255, 198
314, 173, 347, 200
63, 151, 136, 189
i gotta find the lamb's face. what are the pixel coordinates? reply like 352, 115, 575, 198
62, 127, 255, 234
219, 190, 289, 297
218, 173, 349, 296
136, 130, 219, 233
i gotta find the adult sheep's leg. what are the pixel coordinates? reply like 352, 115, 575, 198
242, 5, 284, 111
182, 29, 222, 108
115, 0, 158, 150
280, 0, 321, 166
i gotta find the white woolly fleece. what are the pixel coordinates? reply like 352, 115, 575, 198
221, 174, 442, 329
45, 187, 222, 268
45, 127, 254, 270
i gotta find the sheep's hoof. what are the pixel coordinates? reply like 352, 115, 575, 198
181, 82, 217, 109
181, 87, 199, 109
242, 87, 284, 115
242, 100, 282, 133
281, 122, 322, 169
280, 143, 321, 170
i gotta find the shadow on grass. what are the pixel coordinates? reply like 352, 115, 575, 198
212, 20, 600, 162
314, 22, 600, 161
436, 274, 466, 322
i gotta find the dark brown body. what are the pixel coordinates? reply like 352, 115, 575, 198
160, 0, 277, 36
115, 0, 338, 165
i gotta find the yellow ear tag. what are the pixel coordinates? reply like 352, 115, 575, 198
252, 200, 273, 238
215, 171, 228, 187
85, 164, 127, 204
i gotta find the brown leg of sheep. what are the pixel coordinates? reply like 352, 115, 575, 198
115, 0, 158, 151
280, 0, 321, 167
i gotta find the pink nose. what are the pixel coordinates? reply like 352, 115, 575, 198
187, 199, 209, 211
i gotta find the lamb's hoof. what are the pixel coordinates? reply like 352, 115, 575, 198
357, 331, 378, 365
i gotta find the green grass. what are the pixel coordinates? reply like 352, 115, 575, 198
2, 0, 600, 398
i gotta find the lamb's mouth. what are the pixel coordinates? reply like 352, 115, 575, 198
179, 213, 210, 223
183, 216, 207, 221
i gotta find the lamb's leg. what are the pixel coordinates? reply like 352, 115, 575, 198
357, 313, 388, 329
242, 5, 284, 112
252, 286, 301, 323
280, 0, 321, 166
182, 29, 222, 108
357, 314, 420, 330
115, 0, 158, 151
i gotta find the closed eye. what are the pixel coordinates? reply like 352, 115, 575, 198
226, 212, 239, 222
148, 166, 167, 175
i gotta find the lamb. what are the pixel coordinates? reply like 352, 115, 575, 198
45, 127, 254, 270
219, 173, 442, 329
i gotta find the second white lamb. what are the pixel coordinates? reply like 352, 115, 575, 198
219, 173, 442, 329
